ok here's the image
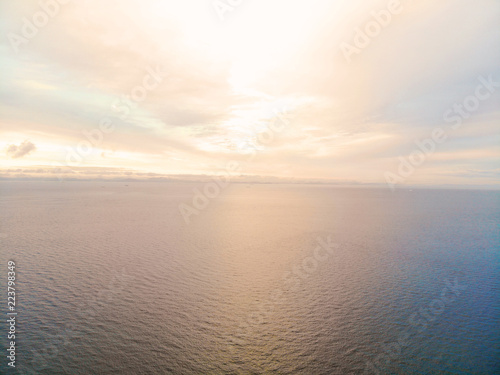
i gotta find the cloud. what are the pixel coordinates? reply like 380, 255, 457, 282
0, 0, 498, 186
6, 140, 37, 158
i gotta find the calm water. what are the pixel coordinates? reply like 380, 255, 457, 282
0, 181, 499, 374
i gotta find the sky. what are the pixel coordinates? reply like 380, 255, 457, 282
0, 0, 499, 187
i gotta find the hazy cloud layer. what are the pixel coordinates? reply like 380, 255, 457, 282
0, 0, 499, 186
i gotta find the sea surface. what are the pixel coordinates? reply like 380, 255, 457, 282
0, 181, 499, 374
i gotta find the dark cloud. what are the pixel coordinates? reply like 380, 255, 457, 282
6, 140, 37, 159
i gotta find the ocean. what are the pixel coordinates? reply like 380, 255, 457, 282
0, 181, 499, 374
